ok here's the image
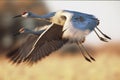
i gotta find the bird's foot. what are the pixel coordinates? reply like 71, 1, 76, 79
100, 37, 108, 42
103, 34, 111, 40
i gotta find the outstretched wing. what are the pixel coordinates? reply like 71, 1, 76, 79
7, 23, 68, 64
24, 40, 67, 64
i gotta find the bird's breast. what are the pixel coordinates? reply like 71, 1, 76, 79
62, 26, 90, 42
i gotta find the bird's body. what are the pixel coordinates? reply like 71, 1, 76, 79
50, 10, 99, 42
19, 10, 99, 42
8, 10, 111, 64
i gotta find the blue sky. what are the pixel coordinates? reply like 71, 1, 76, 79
44, 1, 120, 44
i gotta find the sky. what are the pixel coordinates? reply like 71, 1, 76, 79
44, 1, 120, 45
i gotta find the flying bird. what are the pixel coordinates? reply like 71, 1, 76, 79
8, 10, 111, 64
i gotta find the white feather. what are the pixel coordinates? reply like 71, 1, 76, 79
62, 24, 90, 41
61, 10, 90, 41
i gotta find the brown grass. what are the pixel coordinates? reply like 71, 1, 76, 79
0, 50, 120, 80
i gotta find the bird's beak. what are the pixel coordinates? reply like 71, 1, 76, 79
13, 15, 22, 18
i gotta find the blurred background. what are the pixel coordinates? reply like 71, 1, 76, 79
0, 1, 120, 80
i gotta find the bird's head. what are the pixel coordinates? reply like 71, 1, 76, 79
13, 11, 31, 18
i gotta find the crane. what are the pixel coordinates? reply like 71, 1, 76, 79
8, 10, 111, 64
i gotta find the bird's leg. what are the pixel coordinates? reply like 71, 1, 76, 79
80, 43, 95, 61
76, 42, 91, 62
94, 29, 108, 42
96, 27, 111, 40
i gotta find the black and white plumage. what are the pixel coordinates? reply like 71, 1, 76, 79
8, 10, 111, 64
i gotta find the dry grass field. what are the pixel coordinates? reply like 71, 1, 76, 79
0, 43, 120, 80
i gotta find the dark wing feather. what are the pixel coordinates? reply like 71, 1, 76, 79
7, 34, 38, 63
23, 39, 67, 64
23, 23, 68, 64
26, 40, 67, 62
7, 23, 68, 64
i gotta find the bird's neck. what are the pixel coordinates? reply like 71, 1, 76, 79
29, 12, 55, 22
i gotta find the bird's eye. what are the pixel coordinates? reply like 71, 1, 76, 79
22, 12, 27, 15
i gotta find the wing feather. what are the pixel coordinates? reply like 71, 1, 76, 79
24, 40, 67, 64
7, 23, 68, 64
7, 34, 38, 63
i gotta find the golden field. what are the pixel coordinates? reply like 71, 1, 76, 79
0, 43, 120, 80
